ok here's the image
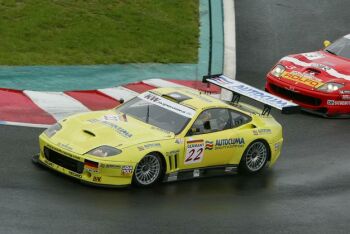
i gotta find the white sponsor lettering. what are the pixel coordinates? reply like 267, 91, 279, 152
139, 92, 195, 118
208, 76, 297, 111
302, 52, 325, 60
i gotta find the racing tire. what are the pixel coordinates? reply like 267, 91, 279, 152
133, 153, 163, 187
239, 140, 269, 174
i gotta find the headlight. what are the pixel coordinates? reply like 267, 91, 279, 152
86, 146, 122, 157
44, 123, 62, 138
317, 82, 344, 92
271, 64, 285, 77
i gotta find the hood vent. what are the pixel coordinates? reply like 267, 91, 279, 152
304, 68, 321, 76
83, 130, 96, 137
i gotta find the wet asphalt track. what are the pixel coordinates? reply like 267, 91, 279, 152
2, 1, 350, 233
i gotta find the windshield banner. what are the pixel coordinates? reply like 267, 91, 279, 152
208, 75, 299, 113
139, 92, 196, 118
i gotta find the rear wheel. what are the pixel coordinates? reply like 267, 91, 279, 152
133, 154, 163, 187
239, 140, 269, 174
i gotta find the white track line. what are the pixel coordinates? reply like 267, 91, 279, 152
142, 78, 186, 88
98, 86, 139, 102
24, 91, 90, 121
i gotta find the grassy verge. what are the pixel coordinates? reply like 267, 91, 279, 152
0, 0, 198, 65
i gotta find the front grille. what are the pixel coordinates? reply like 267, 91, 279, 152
270, 83, 322, 106
44, 147, 84, 173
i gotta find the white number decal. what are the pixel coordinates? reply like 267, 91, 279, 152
185, 140, 204, 164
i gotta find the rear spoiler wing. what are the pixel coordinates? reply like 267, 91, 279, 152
204, 75, 300, 115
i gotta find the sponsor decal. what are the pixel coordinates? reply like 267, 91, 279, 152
185, 140, 205, 164
100, 164, 120, 169
274, 142, 281, 151
84, 163, 99, 173
193, 169, 200, 178
302, 52, 325, 60
341, 95, 350, 100
205, 141, 214, 150
281, 71, 323, 88
208, 76, 297, 110
215, 138, 245, 149
138, 143, 161, 151
121, 166, 133, 175
87, 119, 132, 138
175, 138, 184, 144
340, 90, 350, 94
57, 143, 73, 151
139, 92, 196, 118
327, 100, 350, 106
253, 129, 272, 135
167, 172, 178, 182
68, 171, 82, 178
102, 113, 127, 122
93, 176, 102, 182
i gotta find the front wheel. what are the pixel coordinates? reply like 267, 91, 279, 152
239, 140, 269, 174
133, 154, 163, 187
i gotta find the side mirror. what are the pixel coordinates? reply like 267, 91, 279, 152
323, 40, 331, 48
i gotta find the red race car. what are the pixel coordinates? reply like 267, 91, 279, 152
265, 34, 350, 117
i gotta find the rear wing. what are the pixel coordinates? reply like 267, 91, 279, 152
204, 75, 300, 115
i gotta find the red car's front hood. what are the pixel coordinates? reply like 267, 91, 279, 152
277, 50, 350, 90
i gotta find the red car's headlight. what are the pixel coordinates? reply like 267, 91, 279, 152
317, 82, 344, 93
270, 64, 285, 77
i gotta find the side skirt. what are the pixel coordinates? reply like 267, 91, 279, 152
163, 164, 239, 183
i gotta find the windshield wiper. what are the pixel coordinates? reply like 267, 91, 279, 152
325, 49, 337, 55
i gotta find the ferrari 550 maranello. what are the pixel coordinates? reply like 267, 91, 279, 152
266, 34, 350, 117
33, 75, 298, 187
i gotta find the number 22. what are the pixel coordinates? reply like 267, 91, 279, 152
186, 148, 203, 162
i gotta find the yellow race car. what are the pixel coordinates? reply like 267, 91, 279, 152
33, 75, 299, 187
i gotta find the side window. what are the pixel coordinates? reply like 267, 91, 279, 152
189, 108, 231, 135
230, 110, 251, 128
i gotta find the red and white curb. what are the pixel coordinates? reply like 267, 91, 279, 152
0, 79, 220, 128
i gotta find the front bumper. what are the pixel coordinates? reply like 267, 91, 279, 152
36, 139, 136, 187
266, 74, 350, 117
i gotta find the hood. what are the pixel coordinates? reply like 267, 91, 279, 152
277, 51, 350, 90
49, 110, 175, 154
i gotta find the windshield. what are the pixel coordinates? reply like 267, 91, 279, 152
324, 36, 350, 59
116, 97, 191, 134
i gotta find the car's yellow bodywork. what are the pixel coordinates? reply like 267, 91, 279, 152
37, 87, 283, 187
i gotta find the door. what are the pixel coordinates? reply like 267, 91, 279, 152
180, 108, 244, 169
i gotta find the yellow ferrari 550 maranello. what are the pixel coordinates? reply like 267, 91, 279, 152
33, 75, 299, 187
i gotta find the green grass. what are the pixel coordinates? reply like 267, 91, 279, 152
0, 0, 199, 65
